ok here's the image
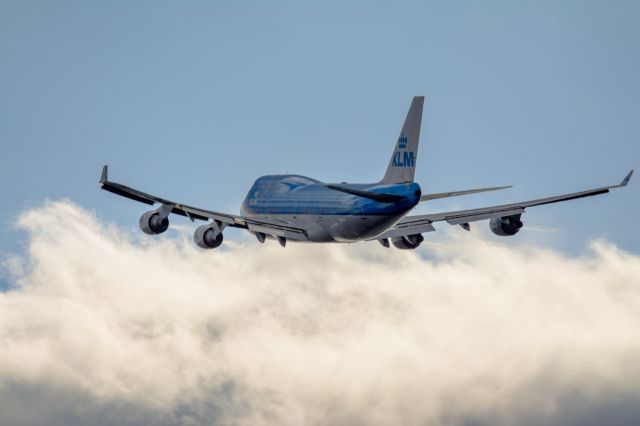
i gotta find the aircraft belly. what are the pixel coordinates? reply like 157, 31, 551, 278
323, 215, 399, 242
304, 214, 399, 242
242, 214, 402, 243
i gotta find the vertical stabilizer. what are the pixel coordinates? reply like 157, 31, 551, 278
381, 96, 424, 184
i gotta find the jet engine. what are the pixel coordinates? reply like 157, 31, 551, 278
391, 234, 424, 250
194, 223, 224, 249
489, 214, 523, 236
139, 210, 169, 235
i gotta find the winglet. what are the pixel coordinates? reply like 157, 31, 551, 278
100, 165, 109, 184
620, 170, 633, 187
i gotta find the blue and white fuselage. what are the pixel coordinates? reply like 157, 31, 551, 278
240, 175, 421, 242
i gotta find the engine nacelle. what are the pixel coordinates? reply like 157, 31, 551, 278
194, 224, 224, 249
489, 214, 523, 236
391, 234, 424, 250
139, 210, 169, 235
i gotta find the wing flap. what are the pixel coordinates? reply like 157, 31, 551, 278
101, 181, 156, 206
246, 222, 307, 240
373, 221, 435, 240
102, 178, 228, 222
445, 208, 524, 225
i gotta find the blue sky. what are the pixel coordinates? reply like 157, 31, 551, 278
1, 0, 639, 254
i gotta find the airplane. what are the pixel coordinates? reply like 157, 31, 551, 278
100, 96, 633, 250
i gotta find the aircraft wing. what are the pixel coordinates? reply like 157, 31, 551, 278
99, 165, 307, 239
377, 170, 633, 239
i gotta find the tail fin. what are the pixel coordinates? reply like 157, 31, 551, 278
381, 96, 424, 184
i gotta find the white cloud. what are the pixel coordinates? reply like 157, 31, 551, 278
1, 200, 640, 425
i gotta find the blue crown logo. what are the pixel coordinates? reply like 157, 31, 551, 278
398, 133, 408, 149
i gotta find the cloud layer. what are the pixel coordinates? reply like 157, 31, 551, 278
1, 201, 640, 425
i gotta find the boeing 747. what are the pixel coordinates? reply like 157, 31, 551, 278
100, 97, 632, 249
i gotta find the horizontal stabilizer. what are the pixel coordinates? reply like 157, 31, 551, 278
326, 185, 407, 203
420, 185, 512, 202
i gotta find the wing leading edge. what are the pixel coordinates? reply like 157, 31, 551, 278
99, 165, 307, 239
377, 170, 633, 239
